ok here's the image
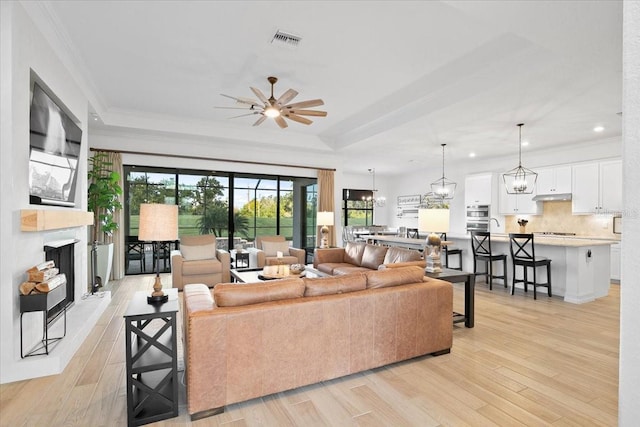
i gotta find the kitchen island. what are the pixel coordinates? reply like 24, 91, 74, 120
447, 233, 616, 304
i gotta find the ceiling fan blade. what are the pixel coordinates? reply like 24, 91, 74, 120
274, 115, 288, 129
276, 89, 298, 106
220, 94, 261, 107
253, 115, 267, 126
284, 113, 313, 125
250, 87, 269, 105
287, 109, 327, 117
214, 106, 256, 110
228, 112, 259, 119
283, 99, 324, 109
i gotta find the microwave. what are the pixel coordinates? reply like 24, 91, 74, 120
466, 205, 490, 220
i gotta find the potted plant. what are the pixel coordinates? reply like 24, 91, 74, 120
88, 152, 122, 292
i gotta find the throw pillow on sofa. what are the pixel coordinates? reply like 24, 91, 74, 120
180, 243, 216, 261
360, 244, 388, 269
383, 246, 422, 264
365, 266, 425, 289
214, 278, 305, 307
343, 241, 366, 265
262, 240, 291, 257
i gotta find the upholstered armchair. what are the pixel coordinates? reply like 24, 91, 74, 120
248, 235, 306, 268
171, 234, 230, 290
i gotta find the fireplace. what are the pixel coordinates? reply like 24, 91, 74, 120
43, 239, 78, 321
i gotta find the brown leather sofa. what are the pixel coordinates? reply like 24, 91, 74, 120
183, 266, 453, 420
314, 241, 426, 275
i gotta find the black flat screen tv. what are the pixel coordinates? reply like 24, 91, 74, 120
29, 82, 82, 207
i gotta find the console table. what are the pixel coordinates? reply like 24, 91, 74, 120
19, 282, 67, 358
124, 289, 179, 426
425, 267, 475, 328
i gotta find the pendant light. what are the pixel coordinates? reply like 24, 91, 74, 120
430, 143, 456, 200
502, 123, 537, 194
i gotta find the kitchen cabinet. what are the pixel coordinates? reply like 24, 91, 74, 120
536, 165, 572, 194
465, 173, 493, 206
572, 160, 622, 214
610, 243, 621, 281
498, 190, 540, 215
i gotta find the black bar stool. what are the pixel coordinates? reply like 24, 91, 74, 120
470, 231, 507, 290
440, 233, 462, 270
406, 228, 419, 238
508, 233, 552, 299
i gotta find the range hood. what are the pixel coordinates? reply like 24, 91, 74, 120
532, 193, 572, 202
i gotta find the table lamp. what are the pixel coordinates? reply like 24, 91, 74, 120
138, 203, 178, 304
418, 208, 450, 273
317, 211, 334, 248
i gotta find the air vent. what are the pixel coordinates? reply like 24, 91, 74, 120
271, 30, 302, 48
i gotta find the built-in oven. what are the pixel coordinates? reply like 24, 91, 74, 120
466, 205, 490, 232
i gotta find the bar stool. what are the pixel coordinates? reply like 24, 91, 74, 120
406, 228, 419, 238
440, 233, 462, 270
509, 233, 552, 299
470, 231, 508, 290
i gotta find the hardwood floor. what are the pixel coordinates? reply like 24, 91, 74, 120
0, 275, 619, 426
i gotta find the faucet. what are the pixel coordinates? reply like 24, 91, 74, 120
490, 217, 500, 230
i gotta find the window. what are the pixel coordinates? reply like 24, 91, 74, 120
123, 165, 316, 274
342, 189, 374, 226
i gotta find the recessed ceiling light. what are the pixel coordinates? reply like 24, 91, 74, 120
594, 126, 605, 132
521, 140, 529, 146
469, 152, 476, 158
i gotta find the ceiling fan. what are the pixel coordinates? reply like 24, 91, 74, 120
218, 76, 327, 128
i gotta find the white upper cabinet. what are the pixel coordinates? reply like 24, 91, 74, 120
572, 160, 622, 214
465, 174, 493, 206
536, 165, 572, 194
498, 190, 540, 215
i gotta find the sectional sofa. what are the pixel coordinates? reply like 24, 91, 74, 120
182, 265, 453, 420
314, 241, 426, 275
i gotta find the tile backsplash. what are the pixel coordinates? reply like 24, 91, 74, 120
505, 201, 620, 239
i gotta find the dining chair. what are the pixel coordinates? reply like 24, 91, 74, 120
440, 233, 462, 270
470, 231, 507, 290
509, 233, 552, 299
125, 236, 146, 274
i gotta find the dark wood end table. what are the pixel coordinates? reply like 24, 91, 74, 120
425, 267, 475, 328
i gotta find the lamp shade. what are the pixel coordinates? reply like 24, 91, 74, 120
317, 211, 334, 226
418, 208, 450, 233
138, 203, 179, 241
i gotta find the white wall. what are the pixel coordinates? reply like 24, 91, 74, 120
0, 2, 93, 383
619, 0, 640, 423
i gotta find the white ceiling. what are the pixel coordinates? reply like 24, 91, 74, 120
42, 0, 622, 175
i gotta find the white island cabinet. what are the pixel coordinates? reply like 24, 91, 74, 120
445, 234, 614, 304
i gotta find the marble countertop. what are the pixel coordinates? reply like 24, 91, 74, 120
447, 233, 618, 247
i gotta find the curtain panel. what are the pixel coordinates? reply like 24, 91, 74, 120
317, 170, 335, 247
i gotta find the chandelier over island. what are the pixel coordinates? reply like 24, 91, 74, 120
502, 123, 538, 194
430, 143, 456, 200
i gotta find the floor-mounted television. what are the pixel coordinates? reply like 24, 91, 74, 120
29, 82, 82, 207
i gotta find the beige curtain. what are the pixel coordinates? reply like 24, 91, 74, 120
317, 170, 335, 247
94, 151, 125, 280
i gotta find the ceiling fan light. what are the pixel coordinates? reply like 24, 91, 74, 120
264, 106, 281, 118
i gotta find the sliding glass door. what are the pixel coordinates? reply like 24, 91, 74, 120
123, 166, 316, 275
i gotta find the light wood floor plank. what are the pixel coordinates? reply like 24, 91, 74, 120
0, 275, 619, 426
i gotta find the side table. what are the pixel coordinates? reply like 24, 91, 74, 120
425, 267, 475, 328
235, 250, 250, 268
124, 289, 179, 426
